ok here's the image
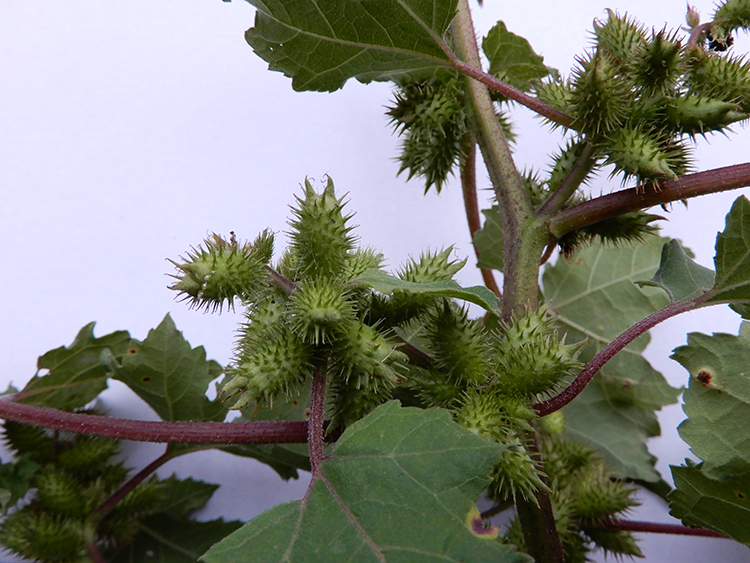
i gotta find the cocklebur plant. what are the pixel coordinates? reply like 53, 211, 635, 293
4, 1, 750, 563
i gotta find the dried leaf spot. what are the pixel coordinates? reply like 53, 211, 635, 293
464, 507, 499, 539
696, 370, 713, 387
736, 490, 746, 500
141, 376, 151, 383
127, 348, 138, 354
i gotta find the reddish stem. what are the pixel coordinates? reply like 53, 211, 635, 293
535, 295, 708, 416
448, 57, 575, 128
597, 518, 728, 538
0, 396, 309, 444
460, 135, 502, 298
549, 163, 750, 239
94, 447, 174, 518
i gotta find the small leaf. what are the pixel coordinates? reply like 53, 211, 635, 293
113, 315, 227, 422
669, 462, 750, 545
158, 475, 221, 519
357, 270, 501, 316
474, 206, 504, 272
482, 21, 555, 92
19, 323, 131, 410
243, 0, 458, 92
202, 401, 531, 563
636, 239, 715, 301
671, 323, 750, 479
543, 238, 679, 481
706, 195, 750, 310
0, 456, 39, 512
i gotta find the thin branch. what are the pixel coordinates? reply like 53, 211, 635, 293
548, 163, 750, 239
265, 265, 296, 294
93, 446, 175, 518
448, 57, 575, 129
308, 360, 327, 476
537, 141, 598, 217
596, 518, 729, 538
535, 295, 709, 416
460, 134, 502, 298
687, 22, 712, 48
0, 395, 309, 444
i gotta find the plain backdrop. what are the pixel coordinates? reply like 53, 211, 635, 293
1, 0, 749, 561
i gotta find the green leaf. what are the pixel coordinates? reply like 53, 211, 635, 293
706, 195, 750, 310
113, 314, 227, 422
158, 475, 221, 519
0, 456, 39, 512
542, 238, 679, 481
671, 323, 750, 479
474, 206, 504, 272
636, 239, 715, 302
108, 515, 243, 563
202, 401, 531, 563
669, 462, 750, 545
482, 21, 555, 92
357, 270, 501, 316
18, 323, 130, 410
243, 0, 458, 92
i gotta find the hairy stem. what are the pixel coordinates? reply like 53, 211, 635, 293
460, 134, 502, 297
448, 57, 574, 128
597, 518, 728, 538
537, 141, 598, 216
308, 360, 327, 476
548, 163, 750, 239
93, 447, 174, 519
450, 0, 544, 319
535, 295, 709, 416
0, 396, 310, 443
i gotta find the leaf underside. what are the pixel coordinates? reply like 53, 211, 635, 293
242, 0, 458, 92
202, 401, 531, 563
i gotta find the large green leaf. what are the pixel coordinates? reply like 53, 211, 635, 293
474, 206, 504, 272
113, 314, 227, 422
357, 269, 501, 316
706, 196, 750, 309
636, 239, 715, 302
18, 323, 130, 410
671, 322, 750, 479
482, 21, 555, 92
542, 238, 679, 481
669, 462, 750, 546
242, 0, 458, 92
202, 401, 530, 563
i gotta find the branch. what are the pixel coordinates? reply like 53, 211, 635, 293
448, 57, 575, 128
460, 134, 502, 298
548, 163, 750, 239
0, 396, 309, 444
534, 295, 709, 416
596, 518, 729, 539
94, 446, 174, 518
537, 141, 598, 216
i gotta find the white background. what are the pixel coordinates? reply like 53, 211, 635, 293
0, 0, 749, 561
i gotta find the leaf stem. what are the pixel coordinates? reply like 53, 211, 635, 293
308, 360, 327, 476
93, 446, 175, 519
537, 141, 598, 216
595, 518, 728, 538
448, 57, 575, 128
535, 294, 709, 416
548, 163, 750, 239
460, 134, 502, 298
0, 396, 310, 443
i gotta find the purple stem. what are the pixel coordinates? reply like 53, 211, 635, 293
308, 361, 327, 476
0, 396, 309, 444
598, 518, 728, 538
535, 295, 708, 416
